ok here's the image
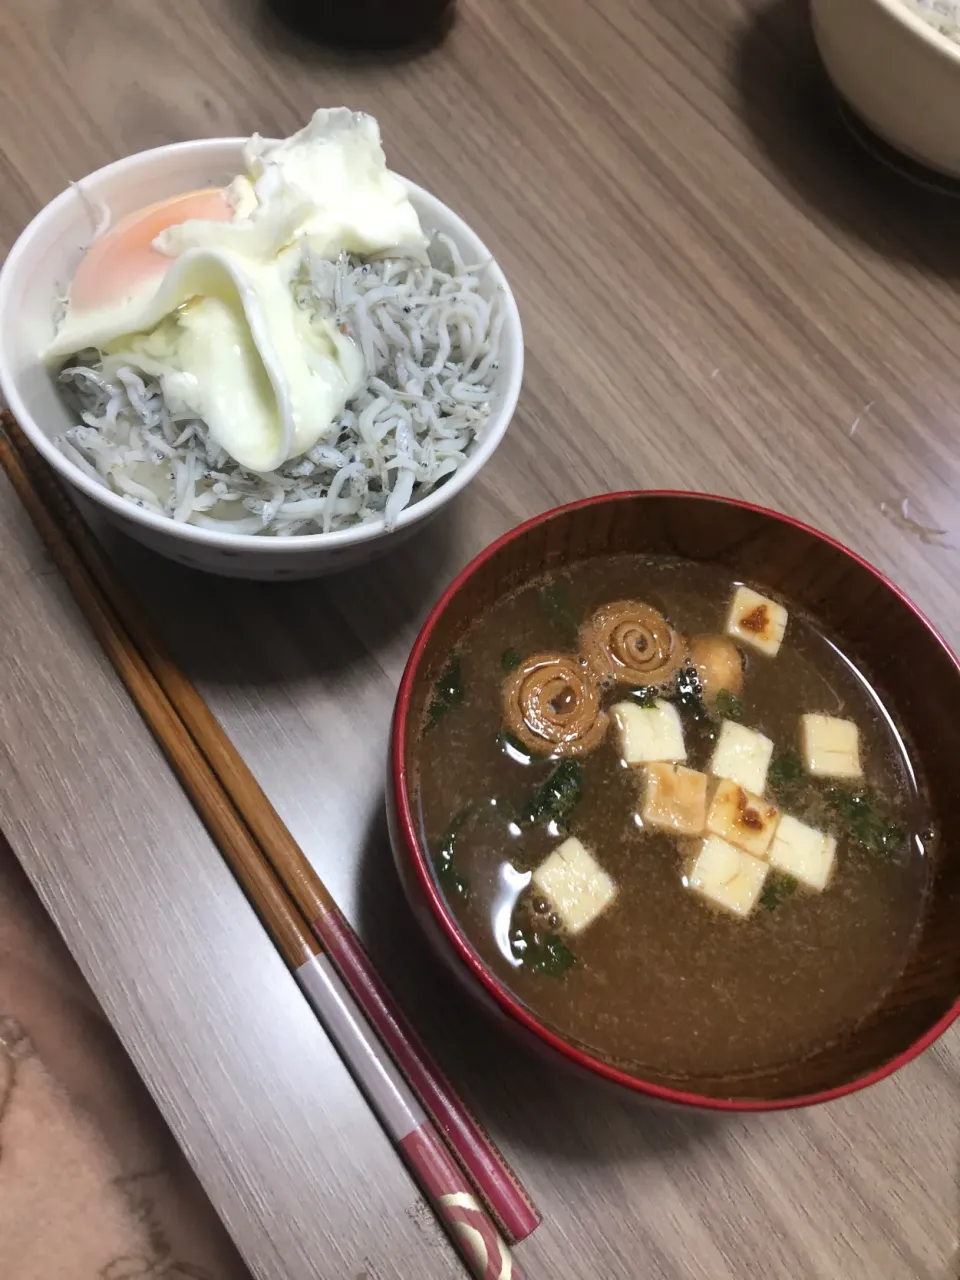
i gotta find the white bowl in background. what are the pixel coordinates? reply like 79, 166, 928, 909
812, 0, 960, 177
0, 139, 524, 579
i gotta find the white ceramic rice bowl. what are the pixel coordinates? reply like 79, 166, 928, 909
812, 0, 960, 177
0, 138, 523, 579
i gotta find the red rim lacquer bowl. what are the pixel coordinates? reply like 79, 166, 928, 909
388, 493, 960, 1110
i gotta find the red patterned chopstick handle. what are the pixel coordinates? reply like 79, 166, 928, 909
295, 952, 521, 1280
312, 902, 540, 1243
400, 1124, 523, 1280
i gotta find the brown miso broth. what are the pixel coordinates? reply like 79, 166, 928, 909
412, 556, 932, 1082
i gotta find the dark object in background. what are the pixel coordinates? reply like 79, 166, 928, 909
267, 0, 455, 50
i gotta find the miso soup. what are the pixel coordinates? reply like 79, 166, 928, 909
412, 556, 932, 1083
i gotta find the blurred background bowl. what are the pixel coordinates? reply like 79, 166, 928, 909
812, 0, 960, 176
388, 492, 960, 1110
0, 138, 523, 580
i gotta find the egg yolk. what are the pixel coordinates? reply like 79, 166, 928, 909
70, 187, 234, 313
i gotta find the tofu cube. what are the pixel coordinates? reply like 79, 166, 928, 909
709, 720, 774, 795
641, 764, 708, 835
611, 699, 685, 765
768, 814, 837, 891
687, 836, 770, 918
705, 779, 780, 858
801, 714, 862, 779
531, 837, 617, 936
725, 586, 788, 657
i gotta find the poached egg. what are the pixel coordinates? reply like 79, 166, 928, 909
47, 108, 427, 474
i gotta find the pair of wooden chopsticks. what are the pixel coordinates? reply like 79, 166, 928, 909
0, 411, 536, 1280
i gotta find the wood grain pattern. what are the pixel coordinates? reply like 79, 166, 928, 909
0, 0, 958, 1277
0, 488, 462, 1280
0, 410, 538, 1252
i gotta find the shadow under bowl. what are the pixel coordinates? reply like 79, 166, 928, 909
388, 492, 960, 1110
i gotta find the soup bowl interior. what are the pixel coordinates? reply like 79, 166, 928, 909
391, 492, 960, 1107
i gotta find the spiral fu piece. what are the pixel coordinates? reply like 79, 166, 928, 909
579, 600, 686, 690
502, 652, 608, 758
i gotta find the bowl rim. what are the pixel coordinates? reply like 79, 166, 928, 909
870, 0, 960, 62
0, 137, 524, 555
391, 489, 960, 1111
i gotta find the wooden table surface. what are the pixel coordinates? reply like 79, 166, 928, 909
0, 0, 958, 1277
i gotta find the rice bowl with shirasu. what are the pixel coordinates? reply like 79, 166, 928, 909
905, 0, 960, 42
57, 234, 503, 537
